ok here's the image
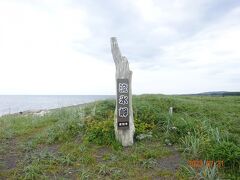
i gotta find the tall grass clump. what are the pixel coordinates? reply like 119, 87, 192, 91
181, 163, 220, 179
206, 141, 240, 170
46, 119, 84, 143
46, 108, 84, 143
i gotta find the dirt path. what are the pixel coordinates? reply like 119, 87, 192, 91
157, 146, 181, 172
0, 139, 19, 172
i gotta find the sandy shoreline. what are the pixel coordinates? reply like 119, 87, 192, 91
0, 102, 92, 117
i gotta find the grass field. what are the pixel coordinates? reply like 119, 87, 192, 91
0, 95, 239, 179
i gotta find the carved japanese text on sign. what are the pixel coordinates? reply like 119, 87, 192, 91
117, 79, 129, 130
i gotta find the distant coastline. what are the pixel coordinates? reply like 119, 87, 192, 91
173, 91, 240, 96
7, 102, 89, 117
0, 95, 114, 117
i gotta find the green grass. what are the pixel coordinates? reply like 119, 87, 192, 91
0, 95, 240, 179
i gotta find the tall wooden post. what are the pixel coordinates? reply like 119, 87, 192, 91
111, 37, 135, 146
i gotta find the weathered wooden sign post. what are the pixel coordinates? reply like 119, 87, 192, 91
111, 37, 135, 146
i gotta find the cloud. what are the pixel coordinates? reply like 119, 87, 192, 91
0, 0, 239, 94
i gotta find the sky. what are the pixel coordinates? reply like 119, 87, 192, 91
0, 0, 239, 95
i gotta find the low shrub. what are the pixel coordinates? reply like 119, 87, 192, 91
84, 119, 116, 146
134, 118, 156, 136
133, 102, 161, 124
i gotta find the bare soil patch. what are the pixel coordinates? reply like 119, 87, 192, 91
157, 146, 181, 172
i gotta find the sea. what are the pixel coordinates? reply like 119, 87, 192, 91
0, 95, 115, 117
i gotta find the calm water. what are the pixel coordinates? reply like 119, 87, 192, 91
0, 95, 114, 116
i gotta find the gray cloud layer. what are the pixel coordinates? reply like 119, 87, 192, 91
0, 0, 239, 94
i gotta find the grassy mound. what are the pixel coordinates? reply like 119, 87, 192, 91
0, 95, 239, 179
